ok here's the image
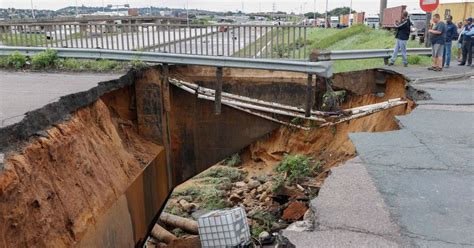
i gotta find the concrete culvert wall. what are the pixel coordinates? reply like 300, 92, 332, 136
0, 65, 423, 247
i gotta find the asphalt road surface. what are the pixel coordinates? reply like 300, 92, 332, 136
38, 26, 267, 57
284, 67, 474, 247
0, 71, 121, 128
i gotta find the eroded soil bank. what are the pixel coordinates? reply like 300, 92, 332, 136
0, 74, 168, 247
161, 71, 417, 245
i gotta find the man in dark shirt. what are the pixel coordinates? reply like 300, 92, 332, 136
428, 14, 446, 71
458, 17, 473, 66
442, 15, 457, 68
388, 11, 411, 67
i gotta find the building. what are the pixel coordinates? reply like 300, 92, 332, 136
434, 2, 473, 23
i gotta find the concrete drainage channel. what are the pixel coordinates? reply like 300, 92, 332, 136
0, 66, 425, 247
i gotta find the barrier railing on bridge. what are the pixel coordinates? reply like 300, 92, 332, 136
312, 48, 432, 63
0, 23, 310, 60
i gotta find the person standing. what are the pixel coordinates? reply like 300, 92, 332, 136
458, 17, 473, 66
388, 11, 411, 67
428, 14, 446, 71
442, 16, 457, 68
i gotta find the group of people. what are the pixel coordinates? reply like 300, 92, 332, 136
389, 11, 473, 71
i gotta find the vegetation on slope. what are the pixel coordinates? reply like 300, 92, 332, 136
304, 25, 435, 72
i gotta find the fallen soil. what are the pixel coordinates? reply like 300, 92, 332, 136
0, 86, 161, 247
160, 73, 416, 245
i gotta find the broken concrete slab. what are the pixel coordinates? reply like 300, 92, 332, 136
346, 76, 474, 247
284, 157, 408, 247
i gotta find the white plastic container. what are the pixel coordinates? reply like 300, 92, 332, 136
197, 207, 250, 248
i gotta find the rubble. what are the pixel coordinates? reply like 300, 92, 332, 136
247, 179, 261, 190
282, 202, 308, 221
285, 209, 315, 232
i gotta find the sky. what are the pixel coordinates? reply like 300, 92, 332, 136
0, 0, 471, 15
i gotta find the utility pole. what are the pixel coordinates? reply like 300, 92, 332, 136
349, 0, 353, 26
186, 0, 189, 26
424, 12, 432, 47
313, 0, 316, 26
149, 0, 152, 16
30, 0, 35, 19
379, 0, 387, 27
325, 0, 328, 28
75, 0, 79, 17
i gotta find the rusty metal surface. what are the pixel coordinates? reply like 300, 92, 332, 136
169, 85, 280, 184
78, 149, 168, 247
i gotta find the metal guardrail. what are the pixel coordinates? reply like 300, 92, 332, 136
0, 23, 310, 59
0, 46, 332, 77
314, 48, 432, 61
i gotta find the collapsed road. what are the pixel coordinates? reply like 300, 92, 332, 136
283, 67, 474, 247
0, 65, 472, 247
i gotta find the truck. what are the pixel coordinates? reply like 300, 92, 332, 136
382, 5, 407, 29
364, 15, 380, 28
408, 10, 427, 39
353, 12, 365, 25
340, 14, 349, 26
382, 5, 427, 39
330, 16, 339, 28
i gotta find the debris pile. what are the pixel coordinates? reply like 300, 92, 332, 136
157, 154, 322, 246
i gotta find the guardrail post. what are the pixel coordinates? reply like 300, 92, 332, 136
383, 57, 389, 65
305, 73, 313, 117
215, 66, 223, 115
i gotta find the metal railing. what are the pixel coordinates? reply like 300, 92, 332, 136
0, 46, 332, 77
313, 48, 432, 62
0, 23, 310, 59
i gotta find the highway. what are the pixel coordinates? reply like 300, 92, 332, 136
0, 71, 120, 128
47, 26, 267, 56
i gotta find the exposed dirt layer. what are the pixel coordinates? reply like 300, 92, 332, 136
163, 73, 416, 243
244, 74, 415, 176
0, 85, 161, 247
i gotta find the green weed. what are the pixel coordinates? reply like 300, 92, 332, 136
276, 154, 320, 184
224, 153, 242, 167
196, 166, 246, 182
407, 55, 421, 65
31, 49, 57, 69
7, 51, 27, 69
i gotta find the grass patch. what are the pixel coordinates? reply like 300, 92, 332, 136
196, 166, 246, 182
223, 153, 242, 167
276, 154, 320, 184
313, 25, 370, 49
6, 51, 27, 69
0, 49, 133, 72
31, 49, 58, 69
322, 27, 431, 72
1, 33, 48, 46
171, 185, 228, 211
